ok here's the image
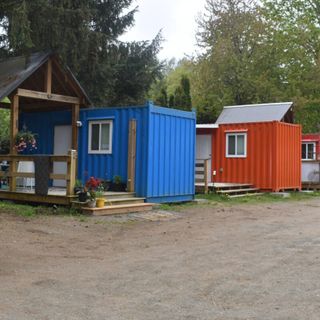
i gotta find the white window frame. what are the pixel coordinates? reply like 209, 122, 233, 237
226, 133, 247, 158
88, 120, 113, 154
302, 142, 316, 161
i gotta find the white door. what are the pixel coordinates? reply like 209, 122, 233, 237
53, 125, 72, 187
196, 134, 212, 182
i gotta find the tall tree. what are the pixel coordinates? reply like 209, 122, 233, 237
194, 0, 283, 122
262, 0, 320, 131
0, 0, 162, 106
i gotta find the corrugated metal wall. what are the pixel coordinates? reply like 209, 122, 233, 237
212, 121, 301, 191
275, 122, 301, 190
146, 105, 196, 202
79, 106, 150, 197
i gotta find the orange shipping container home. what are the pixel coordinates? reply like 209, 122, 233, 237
196, 102, 302, 192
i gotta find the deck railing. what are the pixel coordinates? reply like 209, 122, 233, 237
195, 158, 210, 194
0, 150, 77, 196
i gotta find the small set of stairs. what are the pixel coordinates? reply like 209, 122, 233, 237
214, 183, 261, 198
80, 192, 154, 216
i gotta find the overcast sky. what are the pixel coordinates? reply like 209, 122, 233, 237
120, 0, 207, 60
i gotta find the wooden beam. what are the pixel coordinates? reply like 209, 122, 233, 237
45, 59, 52, 94
72, 104, 79, 151
10, 95, 19, 152
127, 119, 137, 193
17, 88, 80, 104
52, 57, 85, 101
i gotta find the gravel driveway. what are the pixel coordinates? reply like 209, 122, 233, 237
1, 199, 320, 319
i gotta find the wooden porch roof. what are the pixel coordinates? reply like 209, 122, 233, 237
0, 52, 91, 112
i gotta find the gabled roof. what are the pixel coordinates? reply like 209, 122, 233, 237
215, 102, 293, 125
0, 52, 91, 106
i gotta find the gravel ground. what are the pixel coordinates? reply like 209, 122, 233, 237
1, 199, 320, 320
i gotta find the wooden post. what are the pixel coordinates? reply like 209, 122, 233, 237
9, 95, 19, 192
45, 59, 52, 94
127, 119, 137, 193
66, 150, 77, 196
72, 104, 79, 151
204, 159, 209, 194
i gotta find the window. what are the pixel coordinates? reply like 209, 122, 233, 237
89, 120, 113, 154
226, 133, 247, 158
302, 142, 315, 160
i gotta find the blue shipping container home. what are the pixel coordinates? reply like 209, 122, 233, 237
21, 102, 196, 203
0, 52, 196, 208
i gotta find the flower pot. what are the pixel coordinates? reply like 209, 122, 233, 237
87, 199, 96, 208
96, 198, 105, 208
78, 191, 88, 202
74, 187, 82, 195
110, 182, 127, 192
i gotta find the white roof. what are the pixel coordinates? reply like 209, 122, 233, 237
215, 102, 293, 124
196, 124, 219, 129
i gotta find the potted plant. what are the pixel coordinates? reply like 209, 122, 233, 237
87, 190, 96, 208
86, 176, 101, 190
14, 130, 37, 153
95, 184, 105, 208
77, 186, 88, 202
74, 179, 83, 195
101, 179, 112, 191
111, 175, 127, 192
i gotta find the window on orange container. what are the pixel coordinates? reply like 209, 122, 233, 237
302, 142, 315, 160
226, 133, 247, 158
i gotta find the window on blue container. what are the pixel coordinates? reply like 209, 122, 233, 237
88, 120, 113, 154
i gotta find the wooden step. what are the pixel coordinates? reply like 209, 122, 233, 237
82, 203, 154, 216
217, 188, 259, 195
104, 197, 145, 206
215, 183, 253, 190
103, 192, 135, 200
228, 192, 262, 199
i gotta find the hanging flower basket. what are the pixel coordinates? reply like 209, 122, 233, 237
14, 130, 37, 153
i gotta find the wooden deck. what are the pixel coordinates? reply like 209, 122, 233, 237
0, 188, 73, 205
195, 182, 253, 188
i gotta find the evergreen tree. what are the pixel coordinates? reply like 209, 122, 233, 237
0, 0, 162, 106
173, 76, 192, 111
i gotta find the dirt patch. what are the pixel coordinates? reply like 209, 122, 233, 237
1, 199, 320, 319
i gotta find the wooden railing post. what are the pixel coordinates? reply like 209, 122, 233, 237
66, 150, 77, 196
204, 159, 209, 194
9, 95, 19, 192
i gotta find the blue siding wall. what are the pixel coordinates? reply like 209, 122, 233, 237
20, 110, 71, 154
79, 106, 149, 197
146, 105, 196, 202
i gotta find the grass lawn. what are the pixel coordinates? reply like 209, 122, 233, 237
159, 191, 320, 211
0, 191, 319, 217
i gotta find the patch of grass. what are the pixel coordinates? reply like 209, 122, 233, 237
158, 201, 199, 212
0, 201, 80, 217
196, 191, 320, 205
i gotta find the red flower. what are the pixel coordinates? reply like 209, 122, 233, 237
85, 177, 101, 190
